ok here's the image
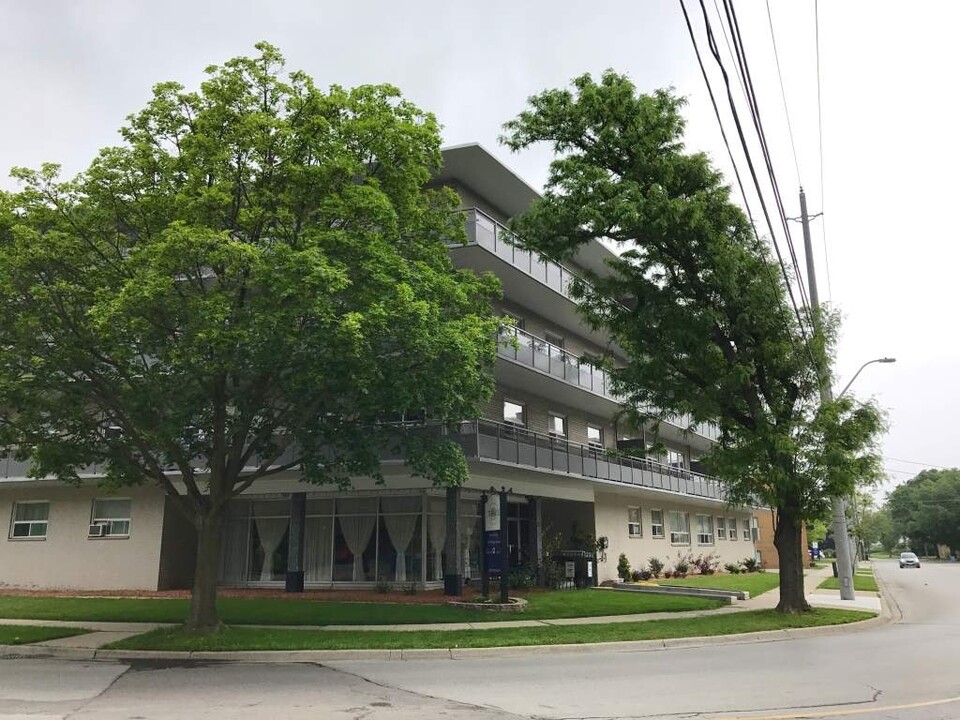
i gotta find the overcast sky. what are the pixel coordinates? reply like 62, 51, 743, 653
3, 1, 956, 499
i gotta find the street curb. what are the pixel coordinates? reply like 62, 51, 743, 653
0, 611, 882, 663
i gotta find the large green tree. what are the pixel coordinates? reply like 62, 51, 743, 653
888, 470, 960, 554
501, 72, 883, 612
0, 44, 499, 630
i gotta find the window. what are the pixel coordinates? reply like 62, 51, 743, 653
628, 507, 642, 538
728, 518, 738, 540
503, 400, 526, 426
503, 312, 525, 332
544, 331, 564, 350
696, 515, 714, 545
548, 413, 567, 438
650, 509, 665, 538
716, 517, 726, 540
751, 516, 760, 542
743, 520, 751, 541
10, 501, 49, 539
666, 450, 685, 468
587, 424, 604, 448
669, 510, 690, 545
91, 498, 131, 537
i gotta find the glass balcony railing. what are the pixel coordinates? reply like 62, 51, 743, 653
456, 208, 582, 301
450, 419, 727, 501
497, 326, 621, 403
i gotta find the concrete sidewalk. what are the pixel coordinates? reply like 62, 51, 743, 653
0, 565, 883, 653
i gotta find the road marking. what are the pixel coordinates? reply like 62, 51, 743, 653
710, 693, 960, 719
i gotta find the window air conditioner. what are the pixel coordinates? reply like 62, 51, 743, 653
88, 523, 106, 538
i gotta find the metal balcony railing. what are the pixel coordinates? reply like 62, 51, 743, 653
450, 419, 727, 501
497, 326, 621, 403
455, 207, 584, 301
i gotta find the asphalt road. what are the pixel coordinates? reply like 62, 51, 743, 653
2, 559, 959, 720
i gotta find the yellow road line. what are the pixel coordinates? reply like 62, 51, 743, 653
710, 693, 960, 719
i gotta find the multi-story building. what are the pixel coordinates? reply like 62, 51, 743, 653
0, 144, 759, 591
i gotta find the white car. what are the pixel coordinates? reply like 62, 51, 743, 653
899, 552, 921, 568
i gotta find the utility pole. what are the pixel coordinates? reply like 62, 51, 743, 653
800, 187, 856, 602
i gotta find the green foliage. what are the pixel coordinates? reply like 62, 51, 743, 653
723, 562, 741, 574
647, 556, 664, 578
807, 519, 829, 545
888, 469, 960, 552
106, 608, 873, 652
617, 553, 632, 581
0, 44, 499, 627
742, 557, 761, 573
501, 71, 885, 610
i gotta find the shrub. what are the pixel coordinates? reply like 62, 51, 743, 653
663, 570, 673, 579
693, 552, 720, 575
724, 562, 742, 574
375, 580, 392, 594
673, 551, 692, 577
637, 569, 653, 581
648, 557, 664, 578
508, 564, 539, 589
617, 553, 632, 581
742, 557, 761, 573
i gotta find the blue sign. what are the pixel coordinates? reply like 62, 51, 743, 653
485, 530, 502, 574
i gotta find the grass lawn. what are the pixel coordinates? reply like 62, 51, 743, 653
657, 572, 780, 596
0, 625, 88, 645
0, 590, 721, 627
818, 575, 879, 592
106, 608, 874, 652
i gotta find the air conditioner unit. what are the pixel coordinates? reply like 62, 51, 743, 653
88, 523, 106, 538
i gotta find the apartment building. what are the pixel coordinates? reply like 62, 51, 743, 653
0, 143, 759, 591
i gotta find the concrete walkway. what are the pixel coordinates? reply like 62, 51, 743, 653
0, 565, 882, 652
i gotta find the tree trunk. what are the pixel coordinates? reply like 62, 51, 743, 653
187, 509, 224, 631
774, 504, 811, 614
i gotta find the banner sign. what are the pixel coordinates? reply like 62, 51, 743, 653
484, 496, 502, 574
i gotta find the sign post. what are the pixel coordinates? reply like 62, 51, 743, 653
499, 488, 509, 604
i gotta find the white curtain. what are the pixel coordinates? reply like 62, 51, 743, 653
304, 516, 333, 583
428, 513, 446, 581
383, 514, 418, 582
461, 521, 475, 581
339, 515, 376, 581
382, 497, 420, 583
219, 518, 248, 584
254, 515, 288, 582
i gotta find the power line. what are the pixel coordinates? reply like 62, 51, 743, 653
884, 456, 951, 470
721, 0, 813, 324
764, 0, 801, 186
679, 0, 817, 377
686, 0, 821, 380
814, 0, 834, 301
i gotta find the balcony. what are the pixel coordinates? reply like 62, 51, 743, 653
450, 419, 727, 502
497, 326, 621, 412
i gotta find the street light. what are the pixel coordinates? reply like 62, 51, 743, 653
833, 356, 895, 571
837, 357, 896, 399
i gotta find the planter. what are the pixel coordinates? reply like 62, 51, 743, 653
446, 597, 528, 613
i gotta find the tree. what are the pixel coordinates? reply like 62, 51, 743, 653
0, 44, 499, 630
501, 72, 883, 613
888, 470, 960, 554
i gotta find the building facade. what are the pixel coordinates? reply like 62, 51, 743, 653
0, 144, 760, 591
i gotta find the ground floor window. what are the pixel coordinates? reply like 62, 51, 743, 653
743, 521, 751, 541
10, 501, 49, 539
91, 498, 131, 537
696, 514, 714, 545
220, 493, 481, 585
716, 517, 726, 540
669, 510, 690, 545
650, 509, 664, 538
627, 507, 642, 538
728, 517, 738, 540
